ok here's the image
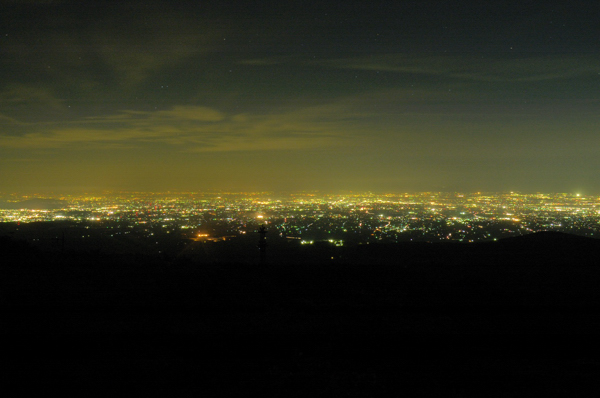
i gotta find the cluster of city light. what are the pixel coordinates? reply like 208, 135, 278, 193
1, 191, 600, 244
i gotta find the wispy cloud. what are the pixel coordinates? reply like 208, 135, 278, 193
238, 56, 300, 66
0, 102, 364, 151
0, 84, 67, 111
318, 54, 599, 82
2, 4, 223, 90
0, 114, 20, 125
154, 106, 226, 122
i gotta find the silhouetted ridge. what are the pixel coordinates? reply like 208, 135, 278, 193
499, 231, 600, 245
494, 231, 600, 265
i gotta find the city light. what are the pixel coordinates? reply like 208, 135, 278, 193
1, 191, 599, 246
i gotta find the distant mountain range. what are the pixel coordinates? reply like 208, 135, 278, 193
0, 198, 67, 210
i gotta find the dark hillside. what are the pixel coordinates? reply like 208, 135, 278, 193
2, 232, 600, 395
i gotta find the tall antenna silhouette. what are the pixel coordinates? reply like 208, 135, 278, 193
257, 224, 268, 264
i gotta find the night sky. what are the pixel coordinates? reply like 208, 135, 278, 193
1, 0, 599, 193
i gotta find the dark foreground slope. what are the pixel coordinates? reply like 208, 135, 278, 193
2, 232, 600, 396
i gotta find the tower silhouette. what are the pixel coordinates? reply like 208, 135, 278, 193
257, 224, 268, 264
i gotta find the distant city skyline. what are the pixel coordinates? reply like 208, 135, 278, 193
1, 1, 599, 194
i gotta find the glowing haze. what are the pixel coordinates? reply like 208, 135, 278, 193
1, 1, 599, 194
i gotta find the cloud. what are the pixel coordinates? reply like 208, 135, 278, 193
0, 85, 66, 111
238, 56, 299, 66
86, 8, 222, 87
0, 114, 20, 125
1, 3, 223, 91
155, 106, 225, 122
319, 54, 599, 83
0, 103, 362, 151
